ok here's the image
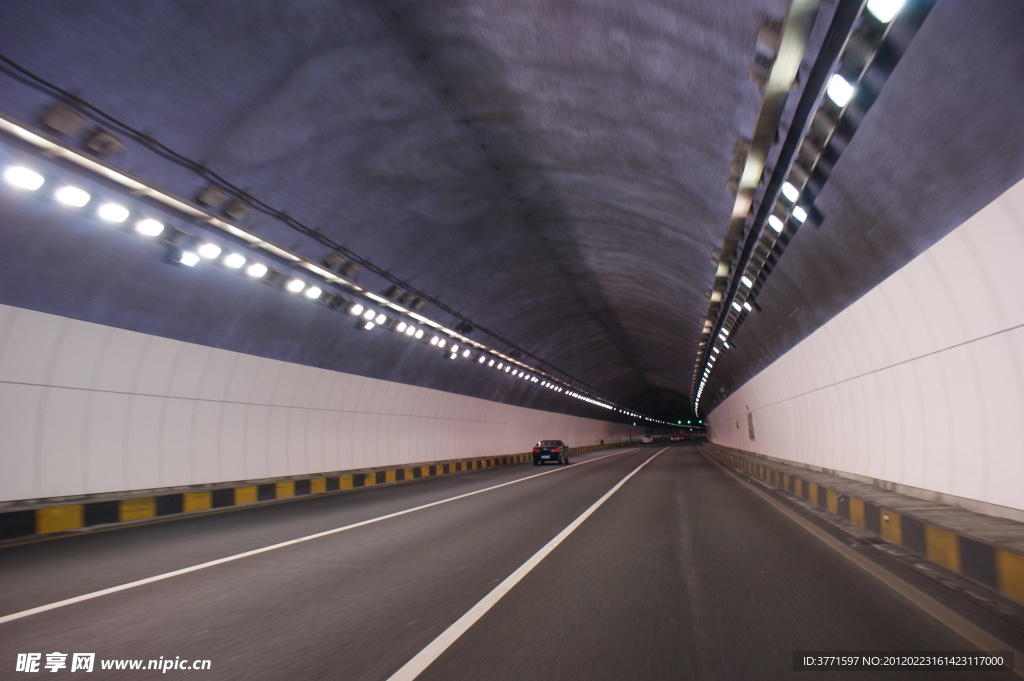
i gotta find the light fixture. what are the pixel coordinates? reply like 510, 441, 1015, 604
731, 301, 741, 312
438, 339, 446, 349
41, 102, 85, 137
713, 347, 720, 354
223, 197, 249, 221
196, 184, 227, 209
97, 202, 129, 223
768, 215, 784, 233
866, 0, 904, 23
497, 362, 503, 369
743, 302, 753, 312
724, 341, 730, 349
741, 275, 753, 288
55, 185, 91, 207
3, 166, 44, 190
792, 206, 808, 223
223, 253, 246, 269
826, 74, 855, 107
135, 218, 164, 237
0, 125, 618, 412
781, 182, 799, 202
2, 152, 614, 403
430, 336, 439, 346
85, 128, 123, 158
198, 243, 222, 259
246, 262, 268, 278
449, 352, 458, 360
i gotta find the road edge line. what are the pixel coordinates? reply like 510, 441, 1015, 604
705, 452, 1023, 677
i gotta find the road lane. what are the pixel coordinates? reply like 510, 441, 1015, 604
0, 447, 636, 616
387, 448, 668, 681
1, 444, 1020, 680
413, 448, 1021, 680
0, 447, 650, 679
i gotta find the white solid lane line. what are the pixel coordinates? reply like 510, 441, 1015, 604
0, 447, 639, 626
707, 454, 1024, 678
386, 446, 671, 681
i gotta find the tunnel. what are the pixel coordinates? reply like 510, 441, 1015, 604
0, 1, 1022, 679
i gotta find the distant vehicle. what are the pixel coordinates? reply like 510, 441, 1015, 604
533, 440, 569, 465
640, 435, 654, 444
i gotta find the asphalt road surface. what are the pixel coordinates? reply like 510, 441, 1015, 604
1, 444, 1021, 680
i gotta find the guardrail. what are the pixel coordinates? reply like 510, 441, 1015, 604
0, 443, 625, 543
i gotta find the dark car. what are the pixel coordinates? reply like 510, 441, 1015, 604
533, 440, 569, 465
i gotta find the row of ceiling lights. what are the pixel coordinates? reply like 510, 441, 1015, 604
693, 0, 913, 413
3, 155, 675, 425
4, 53, 660, 425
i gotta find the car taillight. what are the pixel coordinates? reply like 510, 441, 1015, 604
533, 448, 540, 452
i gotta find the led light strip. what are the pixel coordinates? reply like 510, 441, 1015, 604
693, 0, 913, 414
0, 118, 674, 425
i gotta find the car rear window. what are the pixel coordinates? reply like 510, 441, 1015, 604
537, 440, 562, 446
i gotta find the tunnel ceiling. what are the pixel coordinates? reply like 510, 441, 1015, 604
0, 1, 1021, 423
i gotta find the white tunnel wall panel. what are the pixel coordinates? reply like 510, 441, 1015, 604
0, 385, 37, 501
167, 343, 208, 400
85, 392, 128, 494
0, 300, 630, 501
132, 336, 173, 398
709, 179, 1024, 515
123, 395, 160, 492
306, 409, 327, 474
272, 363, 300, 410
251, 358, 284, 407
197, 347, 236, 403
50, 319, 106, 391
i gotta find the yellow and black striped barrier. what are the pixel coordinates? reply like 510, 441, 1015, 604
705, 446, 1024, 606
0, 443, 623, 543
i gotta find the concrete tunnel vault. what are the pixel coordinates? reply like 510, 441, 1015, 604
0, 0, 1021, 523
